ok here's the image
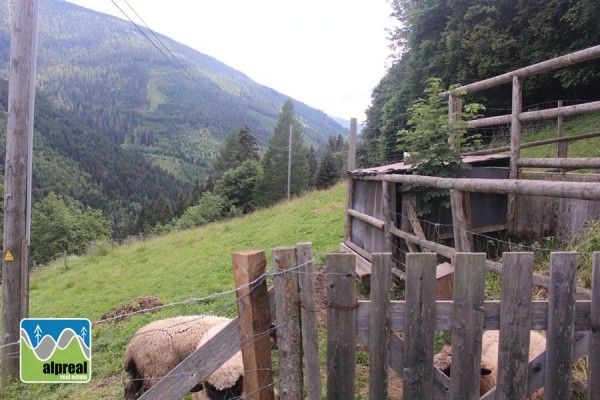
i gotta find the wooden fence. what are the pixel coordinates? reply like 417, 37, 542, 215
138, 243, 600, 400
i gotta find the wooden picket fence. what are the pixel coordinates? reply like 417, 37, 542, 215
139, 244, 600, 400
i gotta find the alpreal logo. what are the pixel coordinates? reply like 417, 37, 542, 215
20, 318, 91, 383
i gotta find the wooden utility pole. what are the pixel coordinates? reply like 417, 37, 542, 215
2, 0, 38, 387
347, 118, 357, 171
287, 124, 292, 201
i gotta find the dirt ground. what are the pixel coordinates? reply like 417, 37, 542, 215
97, 295, 164, 324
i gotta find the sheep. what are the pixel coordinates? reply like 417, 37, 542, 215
123, 315, 231, 400
192, 320, 245, 400
433, 330, 547, 398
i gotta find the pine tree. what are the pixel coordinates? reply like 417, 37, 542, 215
213, 130, 244, 175
315, 148, 339, 189
307, 145, 318, 188
255, 99, 310, 206
238, 125, 261, 162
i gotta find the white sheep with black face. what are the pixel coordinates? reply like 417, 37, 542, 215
433, 330, 546, 399
192, 320, 245, 400
123, 315, 231, 400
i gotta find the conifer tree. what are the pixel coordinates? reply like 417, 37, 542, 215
255, 99, 310, 206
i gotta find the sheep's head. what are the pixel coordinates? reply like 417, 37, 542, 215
203, 377, 243, 400
433, 345, 493, 379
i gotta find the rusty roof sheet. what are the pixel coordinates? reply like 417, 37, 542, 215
349, 154, 510, 176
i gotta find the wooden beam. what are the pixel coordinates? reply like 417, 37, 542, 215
140, 319, 241, 400
518, 157, 600, 169
347, 208, 385, 230
354, 174, 600, 202
465, 131, 600, 157
439, 45, 600, 96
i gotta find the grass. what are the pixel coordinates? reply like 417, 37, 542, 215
1, 183, 347, 399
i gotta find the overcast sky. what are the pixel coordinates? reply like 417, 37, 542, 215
65, 0, 396, 123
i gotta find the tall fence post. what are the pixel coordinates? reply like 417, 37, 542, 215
496, 252, 534, 400
296, 243, 322, 400
369, 253, 392, 399
545, 252, 577, 399
403, 253, 436, 400
232, 250, 274, 400
326, 252, 357, 400
450, 252, 486, 398
272, 246, 302, 398
589, 252, 600, 400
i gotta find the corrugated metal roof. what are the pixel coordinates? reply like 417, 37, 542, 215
349, 154, 510, 176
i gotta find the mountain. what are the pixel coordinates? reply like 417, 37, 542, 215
0, 0, 349, 236
0, 0, 347, 184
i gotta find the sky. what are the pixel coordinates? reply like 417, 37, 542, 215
65, 0, 396, 123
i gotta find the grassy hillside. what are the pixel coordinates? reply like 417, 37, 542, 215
3, 183, 346, 399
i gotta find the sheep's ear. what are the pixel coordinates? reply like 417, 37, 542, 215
480, 367, 492, 376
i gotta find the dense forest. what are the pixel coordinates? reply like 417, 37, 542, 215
359, 0, 600, 167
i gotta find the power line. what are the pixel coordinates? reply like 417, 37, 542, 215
109, 0, 292, 153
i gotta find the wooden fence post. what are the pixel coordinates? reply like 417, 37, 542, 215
296, 243, 321, 400
272, 246, 302, 399
450, 252, 486, 398
232, 250, 274, 400
545, 252, 577, 399
326, 252, 356, 400
589, 252, 600, 400
403, 253, 436, 400
496, 252, 533, 400
369, 253, 392, 399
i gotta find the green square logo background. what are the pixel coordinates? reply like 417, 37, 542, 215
20, 318, 91, 383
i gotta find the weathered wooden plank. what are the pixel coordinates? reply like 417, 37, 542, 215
403, 253, 437, 400
382, 180, 395, 254
450, 189, 473, 252
272, 246, 303, 399
401, 193, 420, 253
232, 250, 274, 400
545, 252, 577, 399
357, 300, 591, 332
450, 252, 487, 399
344, 178, 355, 241
340, 241, 371, 286
589, 252, 600, 400
436, 262, 454, 300
496, 252, 533, 400
368, 253, 392, 400
139, 319, 241, 400
296, 243, 321, 400
326, 253, 357, 400
404, 201, 431, 253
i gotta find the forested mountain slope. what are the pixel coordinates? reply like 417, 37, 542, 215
0, 0, 347, 183
0, 80, 187, 237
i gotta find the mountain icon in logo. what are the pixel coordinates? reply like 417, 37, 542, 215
20, 318, 91, 383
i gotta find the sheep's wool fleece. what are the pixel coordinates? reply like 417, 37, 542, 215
197, 320, 244, 391
123, 315, 231, 397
